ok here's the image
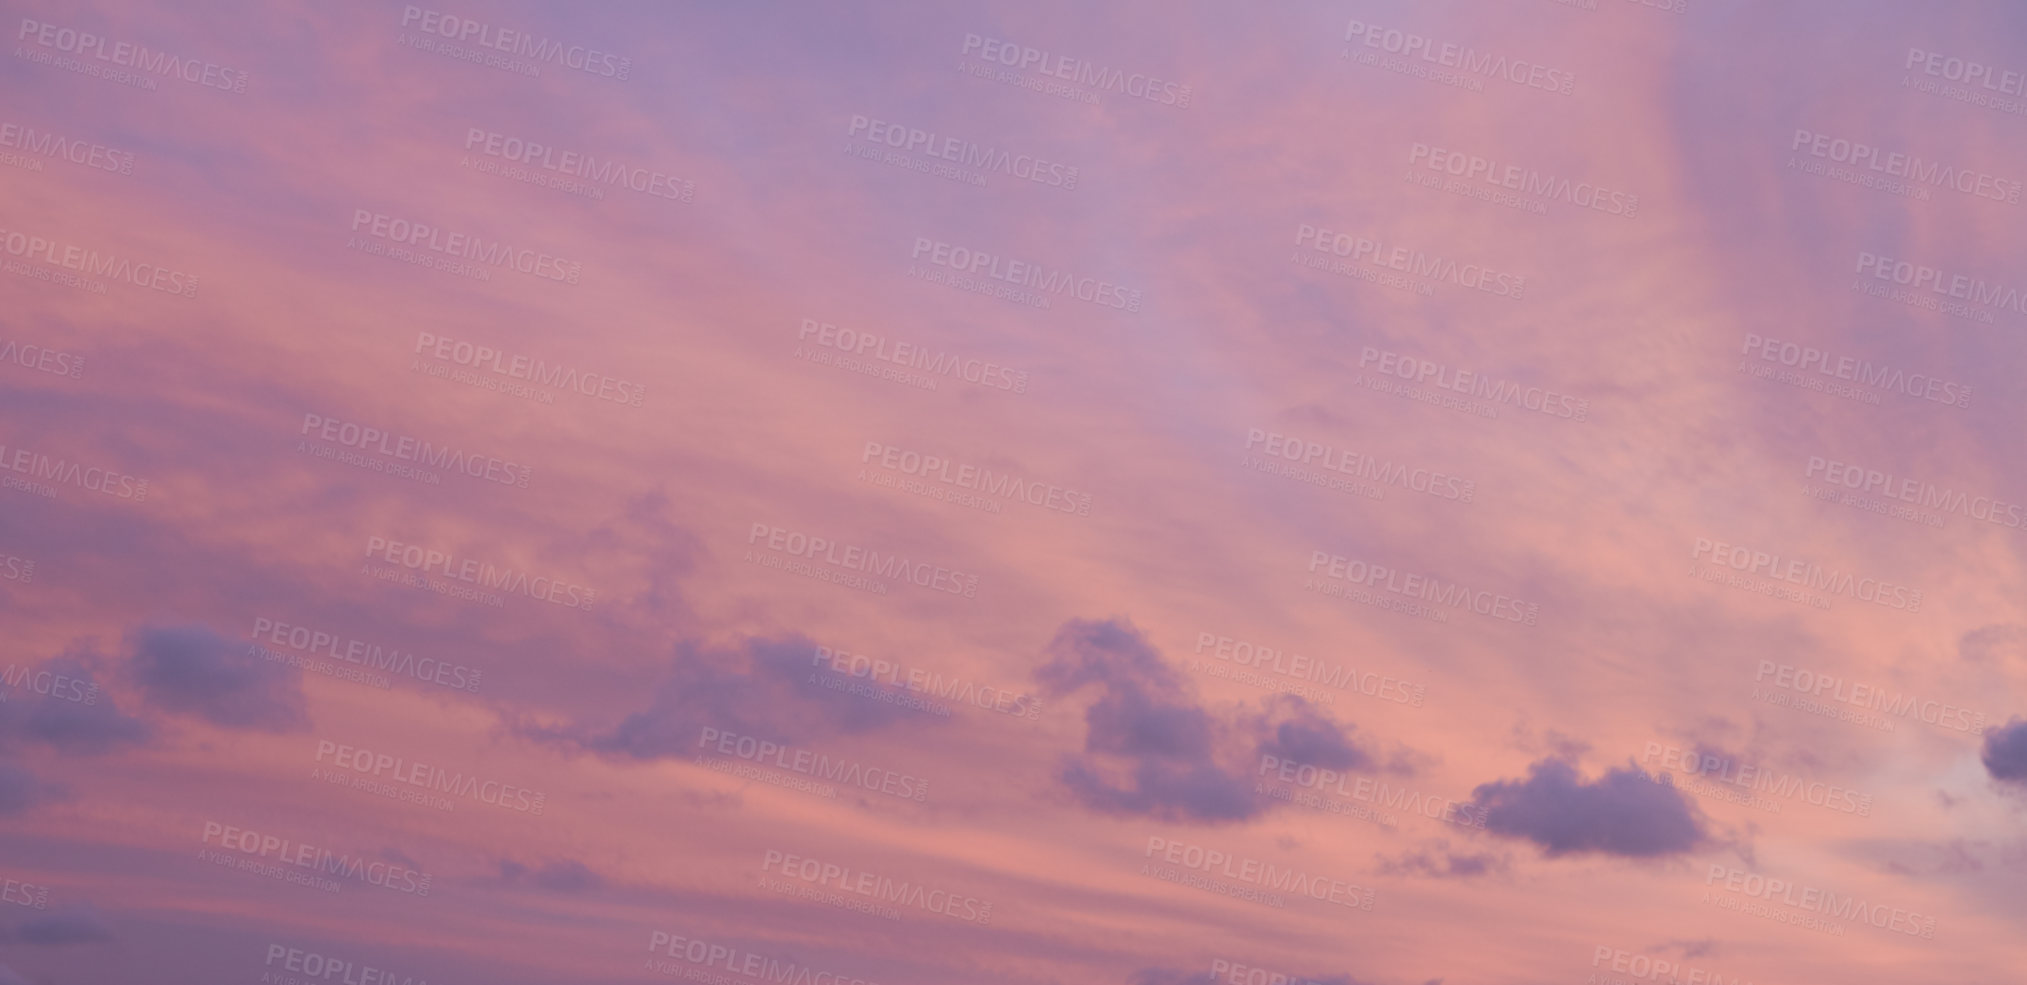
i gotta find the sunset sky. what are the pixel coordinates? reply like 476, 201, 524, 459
5, 1, 2027, 983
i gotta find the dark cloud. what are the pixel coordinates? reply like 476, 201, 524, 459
1250, 694, 1374, 772
1981, 718, 2027, 783
1059, 758, 1258, 823
0, 652, 149, 755
1375, 840, 1507, 879
500, 858, 603, 894
516, 633, 911, 760
0, 766, 43, 814
1127, 969, 1374, 985
0, 763, 49, 815
1470, 758, 1708, 858
127, 625, 307, 732
1128, 970, 1215, 985
1037, 619, 1378, 825
1037, 618, 1184, 695
15, 905, 112, 944
1039, 618, 1258, 822
1960, 624, 2027, 665
1082, 686, 1217, 760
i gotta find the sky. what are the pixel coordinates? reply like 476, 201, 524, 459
4, 1, 2027, 983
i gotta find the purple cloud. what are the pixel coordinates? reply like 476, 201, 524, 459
1980, 718, 2027, 784
127, 625, 307, 732
1470, 758, 1708, 858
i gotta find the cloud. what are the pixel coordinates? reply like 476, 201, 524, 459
127, 625, 307, 732
1980, 718, 2027, 784
1036, 618, 1184, 695
1128, 971, 1216, 985
516, 632, 913, 760
1375, 840, 1508, 879
1469, 758, 1708, 858
1058, 757, 1258, 823
1038, 618, 1258, 822
1037, 619, 1379, 824
499, 858, 604, 894
1081, 683, 1218, 761
0, 764, 50, 815
0, 652, 149, 755
1959, 624, 2027, 665
14, 905, 112, 944
1128, 969, 1376, 985
1250, 694, 1376, 772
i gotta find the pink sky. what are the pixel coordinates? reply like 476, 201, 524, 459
4, 1, 2027, 983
